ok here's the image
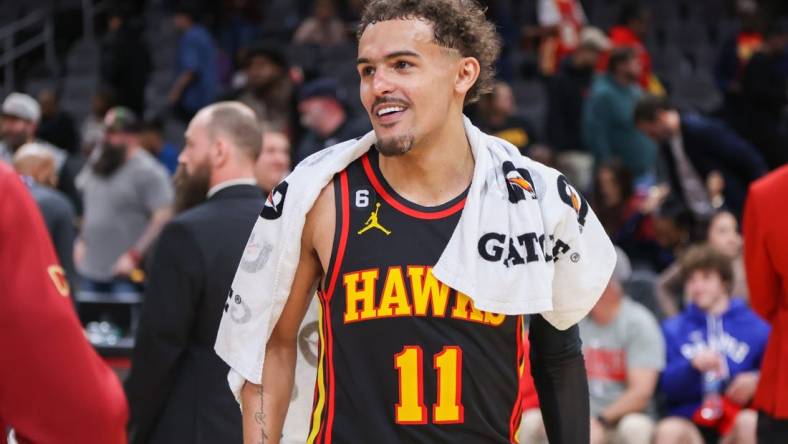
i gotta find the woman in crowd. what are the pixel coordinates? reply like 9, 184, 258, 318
657, 210, 747, 317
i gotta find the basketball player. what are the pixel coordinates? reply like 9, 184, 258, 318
241, 1, 594, 442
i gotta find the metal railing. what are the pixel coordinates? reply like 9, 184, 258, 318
0, 8, 56, 92
82, 0, 110, 42
0, 0, 110, 93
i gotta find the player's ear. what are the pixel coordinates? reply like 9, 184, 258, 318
455, 56, 480, 98
212, 137, 229, 168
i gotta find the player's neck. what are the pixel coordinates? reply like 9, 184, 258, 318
378, 116, 473, 207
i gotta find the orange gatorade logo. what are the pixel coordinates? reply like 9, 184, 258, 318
502, 161, 537, 203
358, 202, 391, 235
557, 175, 588, 229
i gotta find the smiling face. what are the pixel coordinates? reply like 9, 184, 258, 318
357, 18, 473, 157
255, 132, 291, 193
685, 269, 729, 312
708, 212, 741, 258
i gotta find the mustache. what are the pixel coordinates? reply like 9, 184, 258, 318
371, 96, 410, 109
91, 142, 127, 176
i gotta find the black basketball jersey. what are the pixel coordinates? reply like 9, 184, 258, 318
307, 150, 526, 444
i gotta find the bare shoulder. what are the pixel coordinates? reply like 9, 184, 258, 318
304, 180, 336, 276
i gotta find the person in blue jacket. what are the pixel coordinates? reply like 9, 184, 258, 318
653, 244, 769, 444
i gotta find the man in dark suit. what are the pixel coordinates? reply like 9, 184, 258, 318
635, 95, 767, 219
125, 101, 265, 444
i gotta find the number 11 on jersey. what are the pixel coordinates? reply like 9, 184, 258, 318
394, 345, 464, 424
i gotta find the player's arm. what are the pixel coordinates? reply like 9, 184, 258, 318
241, 183, 333, 444
529, 314, 589, 444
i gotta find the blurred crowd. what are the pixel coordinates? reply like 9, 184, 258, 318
2, 0, 788, 443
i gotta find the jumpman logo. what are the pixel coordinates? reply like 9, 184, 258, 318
358, 202, 392, 235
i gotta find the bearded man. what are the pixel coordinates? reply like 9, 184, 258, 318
75, 106, 173, 293
124, 101, 265, 444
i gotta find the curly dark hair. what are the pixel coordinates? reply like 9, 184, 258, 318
358, 0, 501, 105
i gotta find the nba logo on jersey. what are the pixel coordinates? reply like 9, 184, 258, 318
261, 181, 289, 220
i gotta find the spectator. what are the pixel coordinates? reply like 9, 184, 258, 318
707, 211, 748, 301
594, 161, 635, 237
254, 130, 291, 194
0, 92, 83, 214
634, 95, 767, 219
706, 210, 749, 301
521, 248, 665, 444
592, 161, 664, 269
743, 165, 788, 442
547, 26, 610, 191
657, 210, 749, 322
0, 162, 128, 444
0, 92, 66, 171
75, 107, 174, 293
582, 47, 657, 183
126, 102, 264, 444
293, 0, 349, 47
654, 245, 769, 444
653, 201, 694, 270
601, 1, 661, 94
99, 6, 151, 115
36, 88, 79, 154
714, 1, 762, 107
140, 117, 179, 175
657, 210, 748, 315
476, 80, 537, 153
81, 88, 115, 156
731, 22, 788, 169
535, 0, 587, 76
216, 0, 262, 73
169, 5, 219, 123
223, 42, 295, 132
13, 143, 77, 295
294, 78, 370, 164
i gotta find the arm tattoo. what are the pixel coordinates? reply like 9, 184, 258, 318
255, 385, 269, 444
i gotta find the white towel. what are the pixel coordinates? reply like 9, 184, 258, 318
215, 116, 616, 404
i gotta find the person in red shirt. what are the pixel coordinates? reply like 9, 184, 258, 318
0, 162, 128, 443
743, 165, 788, 442
536, 0, 587, 75
598, 2, 663, 94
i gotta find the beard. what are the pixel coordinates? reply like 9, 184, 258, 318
375, 134, 414, 157
174, 162, 212, 214
92, 142, 127, 177
3, 132, 28, 152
